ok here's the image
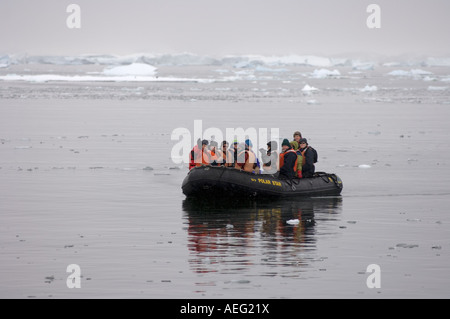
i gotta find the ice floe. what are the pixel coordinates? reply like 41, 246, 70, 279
103, 63, 157, 76
301, 84, 319, 92
360, 85, 378, 92
388, 69, 433, 77
427, 86, 448, 91
310, 68, 341, 79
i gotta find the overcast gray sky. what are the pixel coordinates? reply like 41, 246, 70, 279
1, 0, 449, 57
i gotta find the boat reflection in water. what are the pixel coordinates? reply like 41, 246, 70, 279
182, 196, 343, 277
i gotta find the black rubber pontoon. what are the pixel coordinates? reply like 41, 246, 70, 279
182, 166, 343, 199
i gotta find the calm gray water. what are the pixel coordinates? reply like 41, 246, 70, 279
1, 63, 450, 298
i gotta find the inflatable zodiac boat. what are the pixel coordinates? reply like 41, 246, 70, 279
182, 166, 343, 199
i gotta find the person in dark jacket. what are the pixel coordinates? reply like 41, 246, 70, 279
230, 139, 239, 167
260, 140, 278, 174
278, 139, 298, 179
299, 138, 315, 178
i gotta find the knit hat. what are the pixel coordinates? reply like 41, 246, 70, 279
299, 138, 308, 145
290, 141, 299, 150
245, 139, 253, 148
282, 139, 290, 147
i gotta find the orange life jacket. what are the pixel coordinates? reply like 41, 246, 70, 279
279, 149, 298, 173
189, 145, 201, 170
201, 150, 210, 165
191, 147, 210, 168
235, 150, 257, 173
209, 149, 218, 165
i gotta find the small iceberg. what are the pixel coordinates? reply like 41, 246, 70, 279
306, 99, 320, 105
301, 84, 319, 92
286, 219, 300, 225
103, 63, 157, 76
360, 85, 378, 92
352, 60, 375, 71
310, 68, 341, 79
358, 164, 371, 169
388, 69, 433, 77
428, 86, 448, 91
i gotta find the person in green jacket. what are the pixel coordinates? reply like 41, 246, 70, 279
290, 141, 303, 178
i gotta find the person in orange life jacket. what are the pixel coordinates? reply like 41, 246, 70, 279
223, 141, 235, 167
290, 141, 303, 178
189, 139, 209, 170
216, 140, 232, 167
259, 140, 278, 174
299, 138, 315, 178
235, 140, 259, 173
208, 140, 219, 166
278, 139, 298, 179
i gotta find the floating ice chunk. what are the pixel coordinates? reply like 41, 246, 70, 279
388, 69, 433, 77
352, 60, 375, 70
301, 84, 319, 92
423, 76, 436, 82
383, 62, 402, 67
358, 164, 371, 169
286, 219, 300, 225
311, 68, 341, 79
411, 69, 433, 75
428, 86, 448, 91
360, 85, 378, 92
388, 70, 409, 76
103, 63, 157, 76
307, 99, 320, 105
